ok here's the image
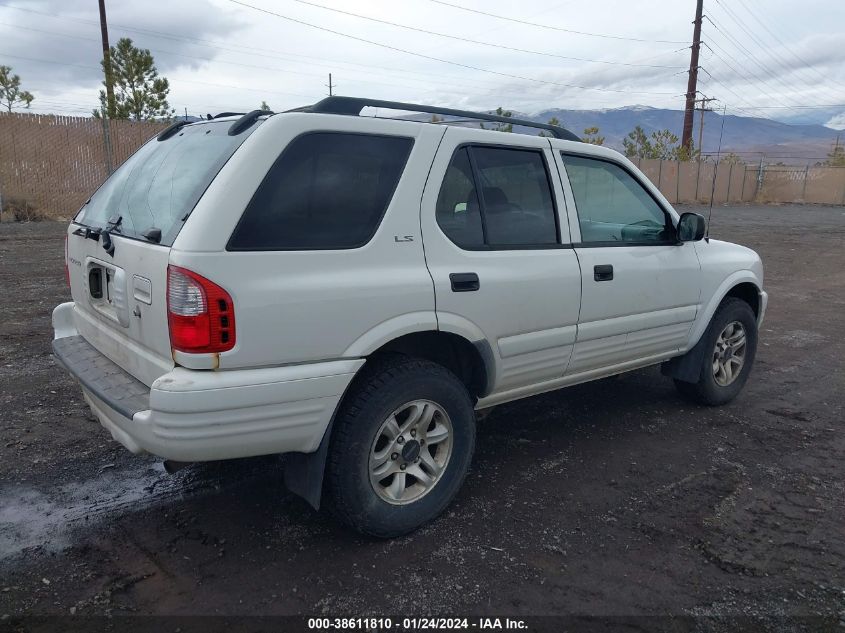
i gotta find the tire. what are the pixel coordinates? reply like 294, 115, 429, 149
674, 297, 758, 406
325, 356, 476, 538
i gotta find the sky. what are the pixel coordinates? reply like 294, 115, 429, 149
1, 0, 844, 127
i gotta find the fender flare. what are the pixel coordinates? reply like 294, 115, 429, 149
342, 311, 439, 357
688, 271, 761, 347
286, 312, 496, 510
435, 312, 498, 394
663, 271, 761, 384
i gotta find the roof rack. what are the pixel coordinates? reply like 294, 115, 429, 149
156, 119, 189, 142
303, 96, 581, 142
228, 109, 273, 136
207, 111, 245, 120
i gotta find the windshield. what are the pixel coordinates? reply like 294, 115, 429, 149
75, 120, 257, 246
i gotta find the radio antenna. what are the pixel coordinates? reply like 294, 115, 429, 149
705, 104, 727, 242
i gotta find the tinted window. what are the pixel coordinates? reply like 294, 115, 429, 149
229, 133, 413, 250
435, 148, 484, 248
561, 154, 673, 244
473, 147, 557, 246
436, 146, 558, 248
76, 121, 254, 246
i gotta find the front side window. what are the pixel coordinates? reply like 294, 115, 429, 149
561, 154, 674, 244
436, 145, 558, 248
229, 132, 413, 250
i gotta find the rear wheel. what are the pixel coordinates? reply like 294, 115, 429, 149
325, 357, 475, 538
674, 298, 758, 406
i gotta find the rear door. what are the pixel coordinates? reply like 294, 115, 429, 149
421, 128, 582, 395
552, 149, 701, 375
66, 120, 257, 386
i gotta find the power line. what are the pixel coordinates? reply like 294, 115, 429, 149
425, 0, 690, 44
699, 41, 802, 113
735, 0, 845, 91
0, 51, 322, 101
703, 13, 840, 110
710, 0, 845, 102
284, 0, 686, 69
0, 8, 684, 103
0, 20, 514, 97
0, 4, 526, 92
223, 0, 680, 96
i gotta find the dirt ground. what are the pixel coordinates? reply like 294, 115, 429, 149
0, 205, 844, 628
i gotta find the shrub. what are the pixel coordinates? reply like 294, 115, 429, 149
1, 197, 48, 222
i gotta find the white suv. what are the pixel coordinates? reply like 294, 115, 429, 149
53, 97, 767, 537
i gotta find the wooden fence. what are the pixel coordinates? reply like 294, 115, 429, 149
631, 157, 845, 206
1, 113, 844, 221
0, 113, 166, 220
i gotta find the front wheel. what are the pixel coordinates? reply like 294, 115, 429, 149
325, 357, 476, 538
674, 297, 758, 406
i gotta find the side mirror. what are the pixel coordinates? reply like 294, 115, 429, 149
677, 212, 706, 242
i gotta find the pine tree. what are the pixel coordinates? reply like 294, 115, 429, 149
0, 65, 34, 113
94, 38, 173, 121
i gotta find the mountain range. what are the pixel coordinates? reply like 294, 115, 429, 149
525, 106, 843, 165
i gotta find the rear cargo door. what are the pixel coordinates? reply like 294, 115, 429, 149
66, 120, 257, 386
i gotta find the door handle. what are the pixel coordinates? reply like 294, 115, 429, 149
594, 265, 614, 282
450, 272, 480, 292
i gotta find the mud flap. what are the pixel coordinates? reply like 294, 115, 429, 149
661, 331, 708, 384
283, 425, 332, 510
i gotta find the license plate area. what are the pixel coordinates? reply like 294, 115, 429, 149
85, 258, 129, 327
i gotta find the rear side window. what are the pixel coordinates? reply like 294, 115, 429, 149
436, 145, 558, 249
76, 121, 255, 246
229, 132, 413, 250
435, 148, 484, 248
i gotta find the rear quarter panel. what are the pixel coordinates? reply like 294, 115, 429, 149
172, 114, 446, 368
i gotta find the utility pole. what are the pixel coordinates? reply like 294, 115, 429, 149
682, 0, 704, 154
696, 95, 717, 160
326, 73, 335, 97
98, 0, 116, 118
97, 0, 114, 174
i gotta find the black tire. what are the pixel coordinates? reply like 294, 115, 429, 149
674, 297, 758, 406
325, 356, 476, 538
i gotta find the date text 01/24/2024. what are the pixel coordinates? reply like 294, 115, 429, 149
307, 617, 528, 630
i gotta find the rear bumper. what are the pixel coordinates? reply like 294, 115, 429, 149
52, 302, 363, 462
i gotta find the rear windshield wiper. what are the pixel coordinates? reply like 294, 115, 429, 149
100, 215, 122, 256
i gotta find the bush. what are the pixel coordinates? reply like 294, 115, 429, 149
1, 197, 48, 222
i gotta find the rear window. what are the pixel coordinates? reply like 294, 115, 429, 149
75, 120, 256, 246
228, 132, 413, 250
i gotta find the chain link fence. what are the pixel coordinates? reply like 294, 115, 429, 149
0, 113, 166, 221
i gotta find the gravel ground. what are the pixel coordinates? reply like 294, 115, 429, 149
0, 204, 843, 629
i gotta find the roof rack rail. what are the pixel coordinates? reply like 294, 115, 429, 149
156, 119, 189, 142
207, 111, 245, 120
305, 96, 581, 142
228, 109, 273, 136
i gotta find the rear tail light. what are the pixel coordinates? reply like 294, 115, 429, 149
64, 235, 70, 287
167, 265, 236, 353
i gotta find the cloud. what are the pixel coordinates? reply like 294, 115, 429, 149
0, 0, 246, 104
825, 113, 845, 130
0, 0, 842, 121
